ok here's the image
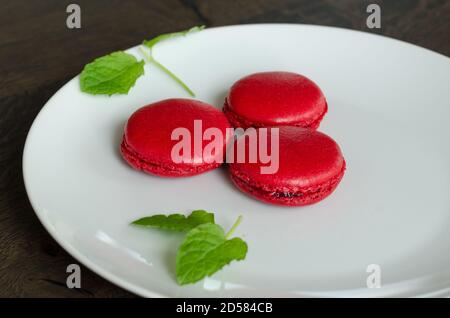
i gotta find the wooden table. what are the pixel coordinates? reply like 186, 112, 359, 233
0, 0, 448, 297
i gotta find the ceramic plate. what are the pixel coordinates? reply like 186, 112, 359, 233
23, 24, 450, 297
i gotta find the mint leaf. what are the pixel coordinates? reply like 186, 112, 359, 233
131, 210, 214, 232
176, 218, 247, 285
80, 51, 145, 95
143, 25, 205, 49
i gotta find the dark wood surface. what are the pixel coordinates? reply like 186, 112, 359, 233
0, 0, 449, 298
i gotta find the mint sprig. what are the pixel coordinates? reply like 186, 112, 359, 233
79, 51, 145, 95
140, 25, 204, 97
131, 210, 214, 232
143, 25, 205, 50
138, 47, 195, 97
176, 216, 247, 285
79, 26, 204, 96
130, 212, 247, 286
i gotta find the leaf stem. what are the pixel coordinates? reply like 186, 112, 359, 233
225, 215, 243, 239
138, 46, 195, 97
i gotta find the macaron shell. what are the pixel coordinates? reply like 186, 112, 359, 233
224, 99, 327, 130
226, 72, 327, 128
228, 126, 345, 206
121, 99, 231, 177
121, 137, 221, 177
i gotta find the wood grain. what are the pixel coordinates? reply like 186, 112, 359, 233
0, 0, 448, 297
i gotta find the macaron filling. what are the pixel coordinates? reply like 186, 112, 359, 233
230, 161, 346, 205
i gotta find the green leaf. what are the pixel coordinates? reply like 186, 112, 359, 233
79, 51, 145, 95
131, 210, 214, 232
143, 25, 205, 49
176, 222, 248, 285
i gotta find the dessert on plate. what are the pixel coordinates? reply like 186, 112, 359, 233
223, 71, 327, 129
228, 126, 345, 206
121, 98, 232, 177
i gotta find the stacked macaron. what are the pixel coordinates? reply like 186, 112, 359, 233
225, 72, 345, 206
120, 71, 345, 207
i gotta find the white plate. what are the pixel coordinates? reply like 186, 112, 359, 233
23, 24, 450, 297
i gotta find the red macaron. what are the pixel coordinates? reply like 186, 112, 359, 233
121, 98, 232, 177
223, 72, 327, 129
228, 126, 345, 206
